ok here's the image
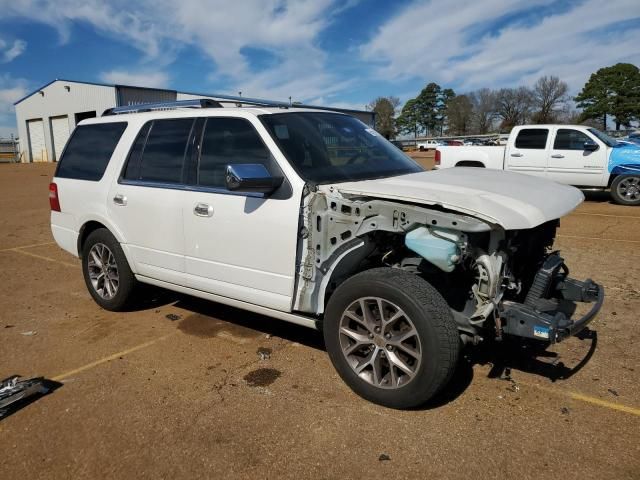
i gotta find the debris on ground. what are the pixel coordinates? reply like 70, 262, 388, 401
265, 334, 272, 339
4, 325, 14, 329
0, 376, 58, 418
607, 388, 619, 397
561, 407, 570, 415
20, 331, 37, 336
379, 454, 391, 462
257, 347, 272, 361
165, 314, 181, 321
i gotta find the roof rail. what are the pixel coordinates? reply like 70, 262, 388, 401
102, 98, 222, 116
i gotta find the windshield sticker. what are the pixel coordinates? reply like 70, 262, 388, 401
274, 124, 290, 140
365, 128, 379, 137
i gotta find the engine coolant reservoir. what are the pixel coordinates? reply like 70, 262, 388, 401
404, 227, 461, 272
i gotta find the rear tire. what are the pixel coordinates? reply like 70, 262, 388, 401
323, 268, 460, 409
81, 228, 136, 311
610, 175, 640, 206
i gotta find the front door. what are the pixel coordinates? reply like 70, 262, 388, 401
182, 116, 301, 312
505, 128, 550, 178
547, 128, 608, 186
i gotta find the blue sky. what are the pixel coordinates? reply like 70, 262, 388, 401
1, 0, 639, 137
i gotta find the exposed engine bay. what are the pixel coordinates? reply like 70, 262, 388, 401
294, 187, 603, 344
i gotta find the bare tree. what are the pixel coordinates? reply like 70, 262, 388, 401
496, 87, 533, 130
531, 75, 569, 123
468, 88, 497, 134
367, 96, 401, 139
446, 95, 474, 135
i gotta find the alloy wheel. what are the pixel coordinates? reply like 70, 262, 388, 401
338, 297, 422, 389
87, 243, 119, 300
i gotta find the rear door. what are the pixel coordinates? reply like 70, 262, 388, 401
547, 127, 608, 186
505, 128, 550, 178
109, 118, 195, 285
181, 116, 301, 311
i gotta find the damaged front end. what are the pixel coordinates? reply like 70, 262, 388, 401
294, 185, 603, 345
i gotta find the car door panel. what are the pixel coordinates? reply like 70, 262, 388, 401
109, 118, 194, 284
505, 128, 549, 178
108, 183, 185, 283
182, 116, 301, 311
182, 190, 300, 311
547, 128, 607, 186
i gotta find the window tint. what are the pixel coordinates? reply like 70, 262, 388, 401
198, 118, 271, 188
137, 119, 193, 183
122, 122, 151, 180
554, 129, 592, 150
56, 122, 127, 181
515, 129, 548, 149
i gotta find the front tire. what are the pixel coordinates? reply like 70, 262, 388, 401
81, 228, 136, 311
323, 268, 460, 409
610, 175, 640, 206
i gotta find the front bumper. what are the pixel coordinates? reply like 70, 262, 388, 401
500, 254, 604, 343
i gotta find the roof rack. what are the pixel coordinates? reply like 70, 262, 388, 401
102, 99, 222, 116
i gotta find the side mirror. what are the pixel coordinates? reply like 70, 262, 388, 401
584, 141, 599, 151
225, 164, 283, 194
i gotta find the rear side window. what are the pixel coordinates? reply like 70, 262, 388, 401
515, 129, 548, 149
198, 118, 272, 188
554, 129, 591, 150
56, 122, 127, 181
125, 119, 193, 184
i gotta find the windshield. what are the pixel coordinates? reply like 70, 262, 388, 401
260, 112, 422, 184
588, 128, 619, 147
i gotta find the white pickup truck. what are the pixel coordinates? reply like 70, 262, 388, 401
436, 125, 640, 205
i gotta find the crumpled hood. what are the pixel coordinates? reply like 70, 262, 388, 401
327, 168, 584, 230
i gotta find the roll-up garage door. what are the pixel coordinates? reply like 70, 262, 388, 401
27, 119, 46, 162
51, 115, 70, 162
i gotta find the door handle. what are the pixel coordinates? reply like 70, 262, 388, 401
551, 154, 564, 159
510, 152, 523, 157
113, 194, 127, 206
194, 203, 213, 217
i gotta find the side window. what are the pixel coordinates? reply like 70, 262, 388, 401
56, 122, 127, 181
198, 118, 271, 189
515, 129, 549, 149
134, 119, 194, 184
554, 129, 592, 150
122, 122, 151, 180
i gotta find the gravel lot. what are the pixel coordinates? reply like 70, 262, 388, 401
1, 162, 638, 479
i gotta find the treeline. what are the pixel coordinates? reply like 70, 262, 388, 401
367, 63, 640, 138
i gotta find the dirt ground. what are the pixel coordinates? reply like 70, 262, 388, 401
0, 162, 638, 480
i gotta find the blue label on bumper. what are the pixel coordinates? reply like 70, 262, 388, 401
533, 326, 550, 339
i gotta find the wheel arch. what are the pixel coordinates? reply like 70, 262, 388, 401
76, 217, 137, 273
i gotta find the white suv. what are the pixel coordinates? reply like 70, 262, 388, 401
50, 100, 603, 409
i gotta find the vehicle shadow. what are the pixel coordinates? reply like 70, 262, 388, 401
133, 289, 598, 409
581, 190, 612, 203
171, 294, 325, 351
470, 328, 597, 382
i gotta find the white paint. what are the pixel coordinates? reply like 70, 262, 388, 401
331, 167, 584, 230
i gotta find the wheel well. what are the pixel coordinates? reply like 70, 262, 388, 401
607, 174, 618, 188
455, 161, 485, 168
77, 221, 107, 257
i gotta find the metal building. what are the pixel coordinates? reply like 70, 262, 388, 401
13, 79, 374, 163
